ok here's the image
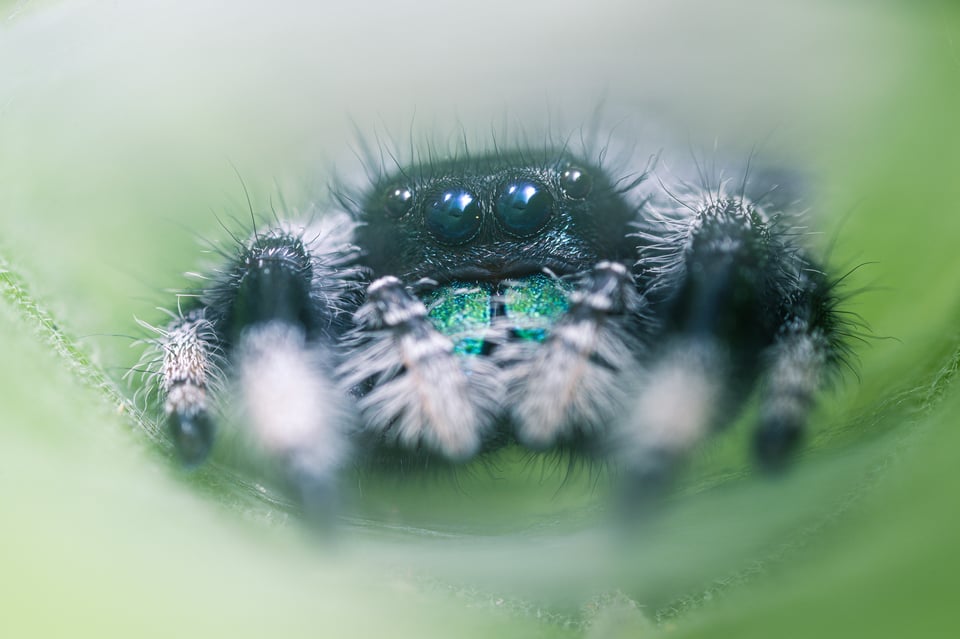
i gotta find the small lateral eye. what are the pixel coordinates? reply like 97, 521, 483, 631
425, 188, 482, 245
495, 180, 554, 237
559, 166, 592, 199
383, 186, 414, 218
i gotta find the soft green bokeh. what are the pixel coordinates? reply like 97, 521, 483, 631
1, 1, 959, 637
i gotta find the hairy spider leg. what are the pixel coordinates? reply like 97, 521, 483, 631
157, 308, 220, 466
754, 269, 844, 470
618, 192, 839, 491
156, 214, 363, 516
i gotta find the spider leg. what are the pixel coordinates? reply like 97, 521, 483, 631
156, 308, 221, 466
618, 187, 833, 492
220, 215, 363, 513
498, 261, 645, 451
152, 213, 363, 515
615, 338, 731, 493
339, 276, 502, 461
754, 270, 842, 470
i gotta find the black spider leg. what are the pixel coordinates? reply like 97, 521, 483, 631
496, 262, 646, 452
620, 187, 840, 491
754, 267, 843, 470
151, 307, 221, 466
223, 215, 366, 516
152, 213, 364, 516
338, 276, 503, 462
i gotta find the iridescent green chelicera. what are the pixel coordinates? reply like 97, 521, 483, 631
423, 274, 573, 356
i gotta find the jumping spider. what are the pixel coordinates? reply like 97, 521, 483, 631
138, 142, 849, 517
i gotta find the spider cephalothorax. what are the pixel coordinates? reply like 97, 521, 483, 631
351, 152, 640, 283
138, 142, 849, 517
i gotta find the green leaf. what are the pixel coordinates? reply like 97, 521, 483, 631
2, 1, 959, 637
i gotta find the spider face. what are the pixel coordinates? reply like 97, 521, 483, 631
138, 142, 850, 520
354, 154, 637, 284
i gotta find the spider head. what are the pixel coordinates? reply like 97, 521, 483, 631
351, 152, 641, 283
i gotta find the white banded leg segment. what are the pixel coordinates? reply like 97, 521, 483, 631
235, 322, 352, 485
160, 309, 220, 465
340, 276, 501, 461
755, 321, 828, 469
614, 339, 726, 479
501, 262, 644, 449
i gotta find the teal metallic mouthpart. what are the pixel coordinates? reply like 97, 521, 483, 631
422, 274, 573, 356
502, 273, 572, 342
423, 282, 493, 356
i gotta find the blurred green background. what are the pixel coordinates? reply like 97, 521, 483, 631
2, 0, 959, 637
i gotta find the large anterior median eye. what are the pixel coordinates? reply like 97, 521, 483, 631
425, 189, 482, 245
494, 180, 553, 237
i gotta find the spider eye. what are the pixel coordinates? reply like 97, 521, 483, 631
425, 188, 482, 245
383, 186, 414, 218
494, 180, 554, 237
559, 166, 592, 199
